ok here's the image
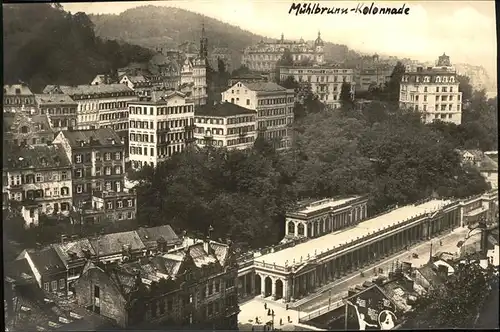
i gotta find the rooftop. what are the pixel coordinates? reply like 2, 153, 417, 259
256, 199, 452, 266
43, 84, 133, 95
4, 83, 34, 95
61, 127, 123, 147
131, 90, 187, 104
4, 143, 72, 170
90, 231, 146, 257
290, 196, 362, 216
35, 94, 76, 105
4, 112, 53, 134
23, 247, 67, 275
195, 102, 256, 117
243, 82, 288, 92
136, 225, 180, 248
52, 238, 96, 263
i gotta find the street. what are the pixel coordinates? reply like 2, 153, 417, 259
295, 227, 468, 313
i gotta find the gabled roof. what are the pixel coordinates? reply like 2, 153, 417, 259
52, 238, 96, 264
3, 112, 53, 134
4, 143, 72, 170
479, 155, 498, 172
136, 225, 180, 249
4, 83, 34, 95
35, 94, 76, 105
5, 258, 36, 283
195, 102, 256, 117
90, 231, 146, 257
28, 247, 67, 275
60, 128, 123, 147
243, 82, 287, 92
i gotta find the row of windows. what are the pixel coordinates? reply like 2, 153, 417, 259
155, 144, 185, 157
44, 279, 65, 293
228, 126, 255, 135
18, 124, 46, 133
296, 75, 350, 83
403, 75, 456, 83
52, 118, 77, 128
129, 105, 193, 116
101, 123, 128, 132
41, 107, 77, 115
105, 199, 135, 210
130, 146, 155, 156
4, 97, 35, 105
73, 91, 136, 101
98, 101, 128, 110
414, 104, 461, 112
12, 137, 49, 146
227, 136, 254, 146
258, 108, 292, 117
9, 172, 70, 185
402, 85, 457, 93
75, 152, 122, 163
74, 181, 123, 194
130, 133, 155, 143
117, 211, 135, 220
99, 111, 127, 121
23, 187, 70, 199
257, 97, 294, 106
156, 132, 190, 143
258, 118, 289, 128
74, 166, 122, 178
264, 129, 288, 140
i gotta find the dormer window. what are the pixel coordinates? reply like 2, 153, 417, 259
436, 76, 441, 83
15, 88, 21, 94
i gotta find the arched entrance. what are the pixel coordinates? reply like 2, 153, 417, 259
298, 223, 305, 236
264, 277, 272, 297
275, 279, 284, 300
254, 274, 262, 296
288, 221, 295, 235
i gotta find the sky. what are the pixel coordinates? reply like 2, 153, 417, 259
63, 1, 497, 77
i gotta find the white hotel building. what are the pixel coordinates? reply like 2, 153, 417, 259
399, 54, 463, 125
128, 91, 195, 169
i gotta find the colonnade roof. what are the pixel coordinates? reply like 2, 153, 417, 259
290, 196, 361, 217
256, 199, 452, 267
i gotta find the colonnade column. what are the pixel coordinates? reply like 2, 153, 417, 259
284, 279, 290, 302
271, 277, 276, 300
260, 274, 266, 297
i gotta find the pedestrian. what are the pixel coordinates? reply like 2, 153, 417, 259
256, 316, 259, 324
288, 315, 291, 323
252, 327, 254, 331
280, 318, 283, 326
286, 303, 288, 310
264, 303, 267, 310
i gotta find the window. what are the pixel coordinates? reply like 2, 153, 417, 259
105, 167, 111, 175
246, 99, 250, 105
114, 166, 121, 175
75, 169, 83, 178
117, 201, 123, 208
59, 279, 65, 290
53, 188, 60, 196
115, 152, 121, 160
107, 202, 113, 209
35, 173, 43, 182
76, 154, 82, 163
105, 182, 112, 191
51, 280, 57, 292
128, 199, 133, 207
215, 280, 220, 292
76, 185, 83, 193
44, 282, 49, 292
105, 153, 111, 161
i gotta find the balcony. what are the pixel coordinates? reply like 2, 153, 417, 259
185, 124, 197, 131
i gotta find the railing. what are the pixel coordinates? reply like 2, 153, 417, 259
298, 300, 344, 323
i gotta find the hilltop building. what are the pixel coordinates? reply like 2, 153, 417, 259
399, 53, 463, 125
242, 32, 325, 72
222, 81, 294, 150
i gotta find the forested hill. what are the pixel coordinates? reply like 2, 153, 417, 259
89, 5, 356, 67
3, 3, 154, 92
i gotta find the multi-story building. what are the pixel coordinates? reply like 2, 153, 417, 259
180, 56, 208, 106
128, 91, 196, 169
209, 47, 232, 72
222, 81, 294, 150
194, 102, 257, 150
3, 110, 55, 146
355, 67, 393, 92
53, 128, 136, 223
3, 143, 73, 226
43, 84, 136, 148
119, 74, 155, 93
74, 237, 239, 330
242, 32, 324, 72
3, 83, 37, 114
279, 65, 355, 108
228, 73, 268, 87
35, 94, 78, 131
399, 54, 463, 125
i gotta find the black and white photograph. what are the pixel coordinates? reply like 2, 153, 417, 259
2, 0, 498, 330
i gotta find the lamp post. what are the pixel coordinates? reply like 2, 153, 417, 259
267, 309, 275, 331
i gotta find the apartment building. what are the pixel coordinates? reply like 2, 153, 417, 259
35, 94, 78, 131
43, 84, 136, 147
222, 81, 294, 150
3, 83, 37, 114
128, 90, 196, 169
3, 144, 73, 226
279, 65, 355, 109
194, 102, 257, 150
53, 128, 136, 223
399, 54, 463, 125
74, 237, 239, 330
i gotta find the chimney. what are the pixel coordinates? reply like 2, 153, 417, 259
203, 236, 212, 255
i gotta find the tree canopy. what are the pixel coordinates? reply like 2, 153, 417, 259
4, 3, 154, 92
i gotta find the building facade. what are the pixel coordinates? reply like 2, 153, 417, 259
194, 102, 257, 150
35, 94, 78, 131
284, 196, 369, 241
180, 57, 208, 106
355, 67, 393, 92
3, 110, 55, 147
128, 91, 196, 169
222, 81, 294, 150
3, 144, 73, 225
228, 73, 268, 87
53, 128, 136, 223
3, 83, 37, 114
279, 65, 355, 108
43, 84, 137, 149
235, 194, 500, 303
74, 237, 239, 330
209, 47, 232, 72
242, 32, 325, 72
399, 54, 463, 125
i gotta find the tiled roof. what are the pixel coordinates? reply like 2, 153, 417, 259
136, 225, 180, 249
153, 253, 185, 276
196, 102, 256, 117
188, 243, 219, 267
479, 155, 498, 172
4, 143, 72, 170
61, 128, 123, 147
43, 84, 133, 95
90, 231, 146, 257
417, 265, 445, 287
35, 94, 76, 105
4, 84, 34, 95
210, 242, 230, 266
243, 82, 287, 92
231, 73, 266, 80
28, 247, 67, 275
3, 112, 53, 134
127, 75, 147, 83
52, 238, 95, 264
6, 258, 36, 283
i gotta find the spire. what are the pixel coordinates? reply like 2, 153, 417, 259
318, 30, 321, 39
281, 33, 284, 42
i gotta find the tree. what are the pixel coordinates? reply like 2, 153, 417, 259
217, 57, 226, 73
277, 48, 294, 67
280, 76, 300, 90
383, 61, 406, 102
406, 260, 497, 329
231, 65, 250, 77
340, 82, 354, 110
457, 75, 473, 102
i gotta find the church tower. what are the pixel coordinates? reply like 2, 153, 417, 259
314, 31, 324, 64
199, 23, 208, 61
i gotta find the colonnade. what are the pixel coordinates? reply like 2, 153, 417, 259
286, 204, 368, 238
240, 210, 459, 303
